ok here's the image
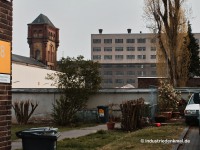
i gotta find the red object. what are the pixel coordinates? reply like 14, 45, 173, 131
156, 123, 161, 127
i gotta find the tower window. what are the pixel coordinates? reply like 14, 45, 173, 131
35, 50, 40, 60
38, 30, 43, 37
48, 51, 50, 62
33, 30, 37, 37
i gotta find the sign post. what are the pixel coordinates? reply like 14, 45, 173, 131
0, 40, 11, 83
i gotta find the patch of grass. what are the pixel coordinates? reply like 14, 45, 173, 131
100, 125, 185, 150
57, 124, 185, 150
57, 130, 126, 150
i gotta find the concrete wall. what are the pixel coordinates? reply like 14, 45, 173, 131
12, 88, 200, 123
12, 89, 60, 123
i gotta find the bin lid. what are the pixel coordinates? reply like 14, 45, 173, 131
16, 127, 60, 139
97, 106, 108, 108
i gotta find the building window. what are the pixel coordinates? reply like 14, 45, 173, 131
38, 30, 43, 37
48, 51, 50, 62
138, 64, 144, 68
104, 39, 112, 43
115, 79, 124, 83
151, 55, 156, 59
93, 55, 101, 60
104, 47, 112, 51
33, 30, 38, 37
126, 39, 135, 43
103, 79, 113, 83
151, 47, 156, 51
126, 47, 135, 51
151, 38, 156, 43
151, 71, 156, 75
101, 64, 112, 68
127, 64, 135, 68
104, 55, 112, 60
137, 47, 146, 51
115, 55, 123, 60
151, 64, 156, 67
127, 79, 135, 83
126, 55, 135, 59
104, 71, 113, 75
93, 47, 101, 52
116, 71, 124, 75
127, 71, 135, 75
35, 49, 40, 60
115, 39, 123, 43
115, 47, 123, 51
115, 64, 124, 68
51, 46, 54, 62
138, 71, 146, 76
137, 38, 146, 43
137, 55, 146, 59
93, 39, 101, 43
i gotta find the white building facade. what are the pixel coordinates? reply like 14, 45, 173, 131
91, 30, 200, 88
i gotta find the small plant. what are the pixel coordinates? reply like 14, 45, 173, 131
12, 100, 38, 125
107, 103, 119, 122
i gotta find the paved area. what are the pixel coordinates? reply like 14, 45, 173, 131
11, 124, 120, 150
178, 127, 200, 150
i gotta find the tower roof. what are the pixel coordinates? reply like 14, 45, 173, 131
30, 14, 55, 28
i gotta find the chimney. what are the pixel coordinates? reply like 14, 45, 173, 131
99, 29, 103, 34
127, 29, 131, 34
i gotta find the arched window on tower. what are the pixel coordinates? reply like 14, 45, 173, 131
48, 32, 51, 39
52, 46, 54, 63
50, 33, 53, 40
35, 50, 40, 60
38, 30, 43, 37
48, 51, 50, 62
33, 30, 37, 37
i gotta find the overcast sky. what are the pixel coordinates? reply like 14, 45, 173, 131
13, 0, 200, 60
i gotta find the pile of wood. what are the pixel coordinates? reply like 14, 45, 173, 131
120, 98, 145, 131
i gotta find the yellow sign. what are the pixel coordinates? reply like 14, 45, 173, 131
0, 41, 11, 74
98, 109, 104, 117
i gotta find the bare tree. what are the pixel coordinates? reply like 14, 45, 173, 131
144, 0, 190, 87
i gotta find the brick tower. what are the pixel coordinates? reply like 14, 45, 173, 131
27, 14, 59, 70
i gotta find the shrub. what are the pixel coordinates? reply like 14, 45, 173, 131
158, 80, 181, 111
12, 100, 38, 125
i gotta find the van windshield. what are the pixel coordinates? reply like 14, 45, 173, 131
189, 94, 200, 104
189, 95, 195, 104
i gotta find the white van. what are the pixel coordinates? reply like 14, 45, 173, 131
184, 93, 200, 125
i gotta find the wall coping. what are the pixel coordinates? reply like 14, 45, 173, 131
12, 88, 200, 94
